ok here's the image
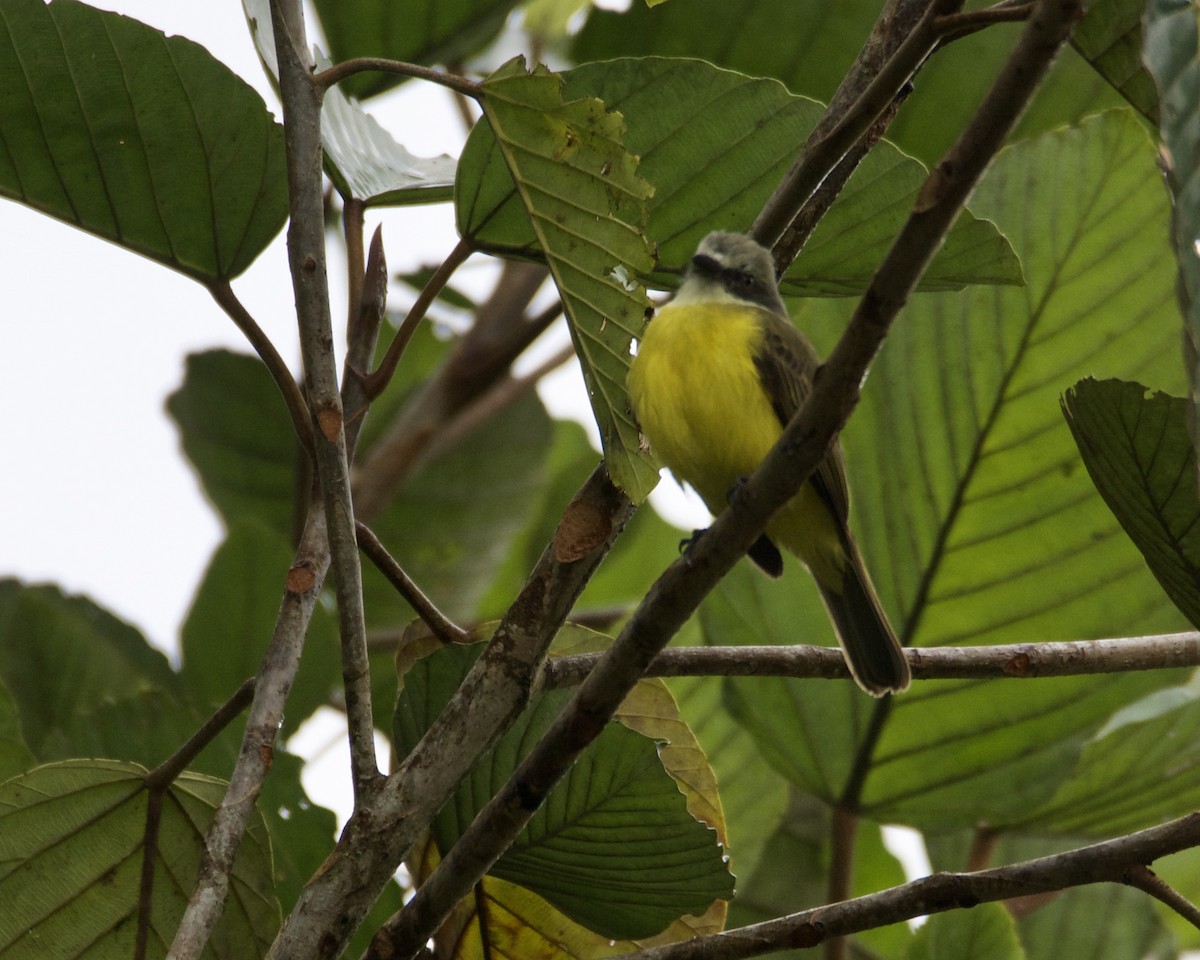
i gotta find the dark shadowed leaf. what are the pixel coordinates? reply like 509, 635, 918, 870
0, 0, 286, 281
1143, 0, 1200, 448
910, 903, 1022, 960
1071, 0, 1159, 122
1062, 379, 1200, 627
0, 580, 180, 757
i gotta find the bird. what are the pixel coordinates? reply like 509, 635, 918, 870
626, 230, 910, 696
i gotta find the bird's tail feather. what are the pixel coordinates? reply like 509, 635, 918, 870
818, 539, 910, 697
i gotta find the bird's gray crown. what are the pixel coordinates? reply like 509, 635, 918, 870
682, 231, 787, 315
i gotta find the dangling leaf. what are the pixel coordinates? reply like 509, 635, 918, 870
1062, 378, 1200, 627
468, 57, 658, 500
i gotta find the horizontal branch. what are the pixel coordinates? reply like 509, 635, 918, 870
540, 633, 1200, 687
619, 812, 1200, 960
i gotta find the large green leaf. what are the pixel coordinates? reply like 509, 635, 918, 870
1062, 379, 1200, 627
167, 350, 303, 538
393, 643, 734, 940
468, 57, 658, 500
1143, 0, 1200, 449
1018, 882, 1175, 960
1071, 0, 1159, 122
310, 0, 521, 100
571, 1, 1122, 166
909, 903, 1023, 960
0, 580, 180, 757
459, 57, 1021, 296
0, 760, 277, 959
719, 111, 1190, 831
1017, 683, 1200, 835
0, 0, 286, 281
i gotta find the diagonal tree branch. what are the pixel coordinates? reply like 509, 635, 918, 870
616, 812, 1200, 960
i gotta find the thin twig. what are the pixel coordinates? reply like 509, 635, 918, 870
208, 280, 314, 456
934, 2, 1034, 38
168, 504, 331, 960
365, 237, 473, 399
313, 58, 481, 98
353, 259, 551, 521
145, 678, 258, 791
1123, 864, 1200, 931
355, 520, 472, 645
344, 198, 367, 342
825, 807, 857, 960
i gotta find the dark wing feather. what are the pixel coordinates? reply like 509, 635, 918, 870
752, 310, 852, 525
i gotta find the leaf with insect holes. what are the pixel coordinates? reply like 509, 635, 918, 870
469, 57, 658, 500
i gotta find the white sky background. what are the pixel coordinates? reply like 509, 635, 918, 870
0, 0, 932, 887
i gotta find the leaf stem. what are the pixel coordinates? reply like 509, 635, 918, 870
313, 58, 481, 98
365, 237, 473, 400
208, 280, 314, 456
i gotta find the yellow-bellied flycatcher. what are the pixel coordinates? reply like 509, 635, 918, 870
627, 231, 910, 696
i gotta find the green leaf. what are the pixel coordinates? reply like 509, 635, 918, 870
310, 0, 521, 100
181, 521, 340, 736
1143, 0, 1200, 440
571, 1, 1122, 166
363, 389, 556, 629
468, 57, 658, 500
909, 903, 1023, 960
1062, 379, 1200, 627
1018, 883, 1175, 960
0, 760, 278, 959
1019, 683, 1200, 835
459, 57, 1021, 296
667, 670, 790, 886
394, 643, 734, 940
167, 350, 303, 537
320, 80, 458, 205
1071, 0, 1159, 122
0, 673, 32, 783
720, 111, 1190, 830
0, 0, 286, 281
241, 2, 459, 206
0, 580, 179, 758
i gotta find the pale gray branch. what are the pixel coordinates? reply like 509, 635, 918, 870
540, 634, 1200, 686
